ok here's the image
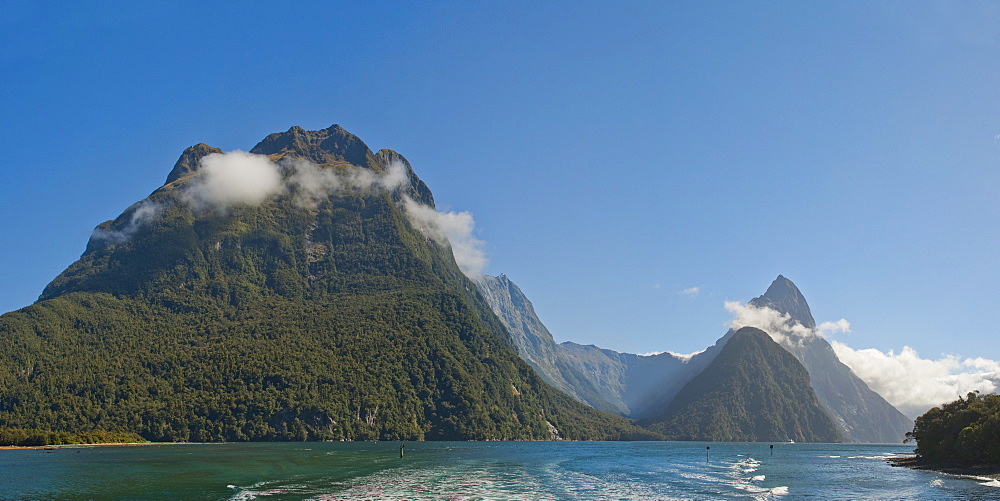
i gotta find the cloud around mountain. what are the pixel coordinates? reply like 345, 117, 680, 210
725, 301, 1000, 419
106, 150, 489, 280
830, 342, 1000, 419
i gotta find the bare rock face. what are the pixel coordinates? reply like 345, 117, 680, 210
749, 275, 816, 328
475, 274, 621, 414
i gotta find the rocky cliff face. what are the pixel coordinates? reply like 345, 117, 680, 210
475, 275, 578, 397
475, 274, 625, 414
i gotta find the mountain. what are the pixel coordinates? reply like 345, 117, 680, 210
0, 124, 656, 442
477, 274, 716, 418
640, 327, 843, 442
747, 275, 913, 443
478, 273, 912, 443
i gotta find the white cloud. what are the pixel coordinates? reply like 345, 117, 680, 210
180, 152, 411, 212
340, 158, 410, 192
375, 160, 410, 191
284, 157, 343, 209
667, 350, 706, 362
403, 197, 488, 279
284, 158, 410, 209
724, 301, 819, 346
172, 151, 487, 280
182, 151, 284, 210
723, 300, 1000, 420
680, 286, 700, 296
817, 319, 852, 337
91, 200, 163, 244
830, 342, 1000, 419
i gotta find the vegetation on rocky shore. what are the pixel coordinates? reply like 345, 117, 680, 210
907, 391, 1000, 466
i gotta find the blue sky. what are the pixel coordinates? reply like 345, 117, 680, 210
2, 2, 998, 404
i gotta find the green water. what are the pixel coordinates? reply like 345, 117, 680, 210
2, 441, 997, 500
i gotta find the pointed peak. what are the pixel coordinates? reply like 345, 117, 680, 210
764, 275, 799, 296
750, 275, 816, 329
164, 143, 223, 185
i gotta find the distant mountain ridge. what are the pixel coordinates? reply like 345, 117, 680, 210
478, 273, 912, 442
476, 274, 713, 418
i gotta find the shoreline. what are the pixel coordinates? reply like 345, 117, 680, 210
0, 442, 206, 451
887, 454, 1000, 481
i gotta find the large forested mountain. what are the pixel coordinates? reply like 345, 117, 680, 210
0, 124, 656, 442
640, 327, 843, 442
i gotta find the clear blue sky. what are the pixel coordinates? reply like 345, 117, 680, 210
2, 1, 998, 364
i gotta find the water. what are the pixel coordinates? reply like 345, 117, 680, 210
1, 441, 998, 500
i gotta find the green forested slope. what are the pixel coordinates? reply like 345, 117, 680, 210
0, 125, 655, 442
909, 392, 1000, 465
640, 327, 843, 442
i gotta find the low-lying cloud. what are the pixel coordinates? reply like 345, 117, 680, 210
725, 301, 838, 346
724, 300, 1000, 419
725, 301, 853, 346
403, 197, 488, 279
104, 149, 490, 278
831, 342, 1000, 419
284, 157, 410, 209
178, 151, 413, 212
91, 200, 164, 243
181, 151, 285, 211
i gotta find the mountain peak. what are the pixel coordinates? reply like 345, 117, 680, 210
164, 143, 223, 185
162, 125, 385, 188
250, 124, 374, 168
750, 275, 816, 329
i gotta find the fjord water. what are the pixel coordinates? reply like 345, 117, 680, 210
2, 442, 998, 500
